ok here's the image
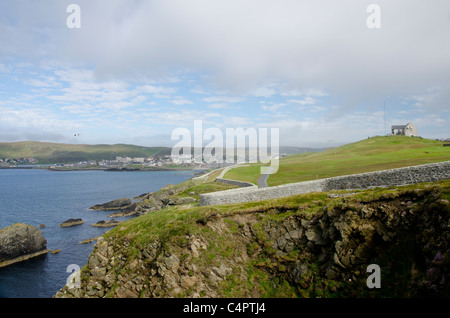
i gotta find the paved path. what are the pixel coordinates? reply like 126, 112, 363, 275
257, 174, 270, 188
257, 167, 277, 188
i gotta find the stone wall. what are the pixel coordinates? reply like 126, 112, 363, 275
199, 161, 450, 206
215, 178, 257, 188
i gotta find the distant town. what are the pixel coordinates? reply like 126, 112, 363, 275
2, 133, 448, 171
0, 152, 291, 171
0, 155, 227, 171
0, 157, 38, 166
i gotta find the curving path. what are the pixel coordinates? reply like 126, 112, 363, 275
257, 167, 277, 188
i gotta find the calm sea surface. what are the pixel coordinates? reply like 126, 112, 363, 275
0, 168, 197, 298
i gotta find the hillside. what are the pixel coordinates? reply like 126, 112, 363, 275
55, 176, 450, 298
224, 136, 450, 186
52, 136, 450, 298
0, 141, 172, 163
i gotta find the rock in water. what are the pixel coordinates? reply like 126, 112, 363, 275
0, 223, 49, 266
90, 198, 131, 211
60, 218, 84, 227
91, 219, 121, 228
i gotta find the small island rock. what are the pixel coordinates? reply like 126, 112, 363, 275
0, 223, 49, 267
92, 219, 121, 228
90, 198, 131, 211
60, 218, 84, 227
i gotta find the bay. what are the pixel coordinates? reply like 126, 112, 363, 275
0, 168, 197, 298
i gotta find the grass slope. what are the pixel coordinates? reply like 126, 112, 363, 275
71, 178, 450, 298
224, 136, 450, 186
0, 141, 171, 163
55, 147, 450, 298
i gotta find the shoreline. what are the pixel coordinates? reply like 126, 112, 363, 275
0, 249, 51, 269
0, 165, 209, 173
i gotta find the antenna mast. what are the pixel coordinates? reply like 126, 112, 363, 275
384, 102, 386, 136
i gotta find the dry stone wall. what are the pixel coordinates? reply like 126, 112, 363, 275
199, 161, 450, 206
214, 178, 257, 188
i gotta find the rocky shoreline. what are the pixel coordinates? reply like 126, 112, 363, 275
0, 175, 209, 271
90, 198, 132, 211
92, 220, 121, 228
54, 181, 450, 298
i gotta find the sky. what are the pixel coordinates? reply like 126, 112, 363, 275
0, 0, 449, 148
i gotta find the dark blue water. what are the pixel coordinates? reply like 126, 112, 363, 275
0, 168, 197, 298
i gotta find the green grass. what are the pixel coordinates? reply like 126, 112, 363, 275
0, 141, 171, 163
224, 136, 450, 186
96, 177, 450, 298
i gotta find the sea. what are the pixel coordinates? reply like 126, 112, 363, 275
0, 168, 198, 298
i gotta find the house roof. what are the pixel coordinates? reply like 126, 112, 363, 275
391, 125, 407, 129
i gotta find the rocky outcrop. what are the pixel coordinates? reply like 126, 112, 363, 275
0, 223, 50, 268
55, 183, 450, 298
113, 188, 199, 217
60, 218, 84, 227
91, 184, 199, 219
263, 187, 450, 297
92, 220, 121, 228
108, 202, 140, 217
90, 198, 131, 211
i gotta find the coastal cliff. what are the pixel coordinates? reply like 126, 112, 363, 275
54, 179, 450, 298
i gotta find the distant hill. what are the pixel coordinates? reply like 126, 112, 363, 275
0, 141, 172, 163
0, 141, 328, 164
224, 136, 450, 186
279, 146, 328, 155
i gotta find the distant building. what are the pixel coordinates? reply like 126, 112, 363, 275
132, 158, 145, 163
391, 122, 418, 137
116, 156, 131, 163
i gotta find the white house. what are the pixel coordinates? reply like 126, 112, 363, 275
391, 122, 418, 137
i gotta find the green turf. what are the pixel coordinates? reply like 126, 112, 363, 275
224, 136, 450, 186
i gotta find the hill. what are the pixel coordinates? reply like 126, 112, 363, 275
224, 136, 450, 186
52, 136, 450, 299
0, 141, 172, 163
279, 146, 328, 155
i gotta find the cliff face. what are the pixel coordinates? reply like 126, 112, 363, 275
54, 181, 450, 298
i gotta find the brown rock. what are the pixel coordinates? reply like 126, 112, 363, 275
0, 223, 48, 265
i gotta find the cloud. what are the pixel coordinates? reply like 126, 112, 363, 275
261, 103, 286, 112
202, 96, 245, 103
0, 104, 81, 142
287, 97, 318, 106
207, 103, 229, 109
1, 0, 449, 145
251, 87, 277, 98
169, 97, 193, 105
137, 84, 177, 97
4, 1, 450, 107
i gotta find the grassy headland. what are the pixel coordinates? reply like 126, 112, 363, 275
224, 136, 450, 186
57, 176, 450, 298
53, 136, 450, 298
